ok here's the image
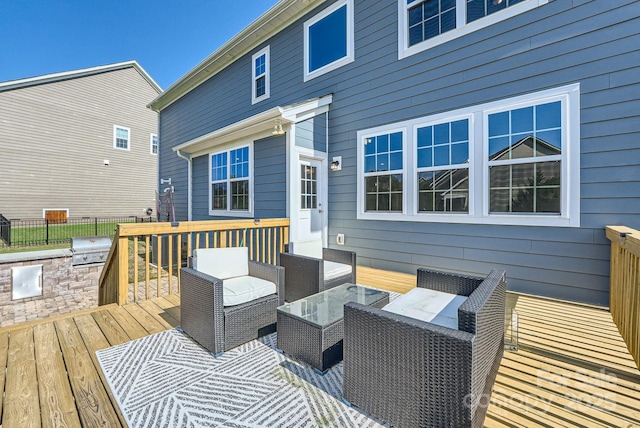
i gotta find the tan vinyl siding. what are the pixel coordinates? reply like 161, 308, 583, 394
0, 66, 159, 219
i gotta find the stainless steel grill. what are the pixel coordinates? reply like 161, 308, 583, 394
71, 236, 112, 266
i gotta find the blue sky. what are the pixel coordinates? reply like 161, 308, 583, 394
0, 0, 279, 89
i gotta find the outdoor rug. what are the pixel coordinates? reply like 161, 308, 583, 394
96, 328, 390, 427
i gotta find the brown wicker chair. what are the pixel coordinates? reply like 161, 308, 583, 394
279, 240, 356, 302
343, 268, 506, 428
180, 247, 284, 356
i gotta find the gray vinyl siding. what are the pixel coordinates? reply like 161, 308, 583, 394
254, 135, 287, 218
0, 67, 159, 219
189, 135, 286, 220
158, 0, 640, 306
295, 113, 327, 152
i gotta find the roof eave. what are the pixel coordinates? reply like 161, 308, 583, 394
148, 0, 326, 112
0, 60, 162, 94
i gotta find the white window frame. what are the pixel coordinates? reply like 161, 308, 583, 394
251, 46, 270, 104
357, 125, 408, 217
357, 83, 580, 227
113, 125, 130, 151
208, 142, 254, 218
303, 0, 354, 82
398, 0, 549, 59
150, 134, 158, 155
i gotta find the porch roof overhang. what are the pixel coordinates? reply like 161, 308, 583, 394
172, 94, 332, 155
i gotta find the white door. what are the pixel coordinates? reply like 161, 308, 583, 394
297, 158, 324, 244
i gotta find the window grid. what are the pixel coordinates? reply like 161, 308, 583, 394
400, 0, 548, 58
114, 126, 130, 150
487, 101, 562, 214
300, 165, 318, 209
252, 46, 269, 103
408, 0, 456, 47
150, 134, 158, 155
211, 148, 250, 212
357, 84, 578, 226
416, 119, 470, 213
363, 132, 404, 212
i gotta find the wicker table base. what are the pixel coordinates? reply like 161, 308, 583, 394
277, 284, 389, 373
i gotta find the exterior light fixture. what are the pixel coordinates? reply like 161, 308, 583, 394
330, 156, 342, 171
272, 120, 285, 135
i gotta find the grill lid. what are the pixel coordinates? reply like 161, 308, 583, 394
71, 236, 112, 252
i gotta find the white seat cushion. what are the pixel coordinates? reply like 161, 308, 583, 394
382, 287, 467, 329
222, 276, 276, 307
291, 240, 323, 259
193, 247, 249, 280
323, 261, 352, 281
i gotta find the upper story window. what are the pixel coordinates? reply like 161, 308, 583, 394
357, 83, 580, 227
252, 46, 270, 104
150, 134, 158, 155
399, 0, 549, 59
304, 0, 354, 81
113, 126, 130, 150
210, 145, 253, 216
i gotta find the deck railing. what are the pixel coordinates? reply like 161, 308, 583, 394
606, 225, 640, 369
98, 218, 290, 306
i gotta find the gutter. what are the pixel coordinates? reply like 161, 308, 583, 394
176, 150, 193, 221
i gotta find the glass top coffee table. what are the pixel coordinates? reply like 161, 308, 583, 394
276, 283, 389, 373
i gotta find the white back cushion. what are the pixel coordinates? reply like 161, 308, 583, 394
193, 247, 249, 279
291, 240, 323, 259
382, 287, 467, 329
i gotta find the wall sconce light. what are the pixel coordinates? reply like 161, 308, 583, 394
330, 156, 342, 171
272, 120, 285, 135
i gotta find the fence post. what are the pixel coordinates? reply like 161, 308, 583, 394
46, 219, 49, 245
95, 217, 98, 235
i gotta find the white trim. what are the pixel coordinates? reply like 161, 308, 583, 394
251, 46, 270, 104
208, 141, 255, 218
357, 83, 580, 227
398, 0, 549, 60
173, 95, 333, 155
303, 0, 354, 82
113, 125, 130, 151
150, 134, 158, 155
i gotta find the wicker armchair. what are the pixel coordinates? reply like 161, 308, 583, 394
343, 268, 506, 428
279, 240, 356, 302
180, 247, 284, 356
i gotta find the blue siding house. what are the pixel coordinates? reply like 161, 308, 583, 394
149, 0, 640, 306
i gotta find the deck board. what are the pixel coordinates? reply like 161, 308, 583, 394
3, 327, 40, 427
33, 323, 81, 428
55, 317, 121, 427
0, 266, 638, 427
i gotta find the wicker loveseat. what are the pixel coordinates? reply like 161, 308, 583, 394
343, 268, 506, 428
180, 247, 284, 356
279, 240, 356, 302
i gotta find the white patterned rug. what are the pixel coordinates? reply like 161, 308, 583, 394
97, 328, 389, 427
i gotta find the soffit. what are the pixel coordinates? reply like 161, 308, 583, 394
173, 94, 332, 155
148, 0, 327, 112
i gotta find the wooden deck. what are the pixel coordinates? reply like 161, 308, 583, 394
0, 266, 638, 427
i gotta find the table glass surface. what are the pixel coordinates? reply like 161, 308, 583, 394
278, 283, 388, 328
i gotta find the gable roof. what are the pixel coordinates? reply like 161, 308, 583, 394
0, 60, 162, 94
148, 0, 327, 112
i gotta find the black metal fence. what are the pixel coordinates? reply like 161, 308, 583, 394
0, 215, 155, 249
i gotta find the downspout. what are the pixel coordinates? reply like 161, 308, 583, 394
176, 150, 193, 221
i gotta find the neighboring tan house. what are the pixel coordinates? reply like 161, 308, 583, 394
0, 61, 161, 220
149, 0, 640, 306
